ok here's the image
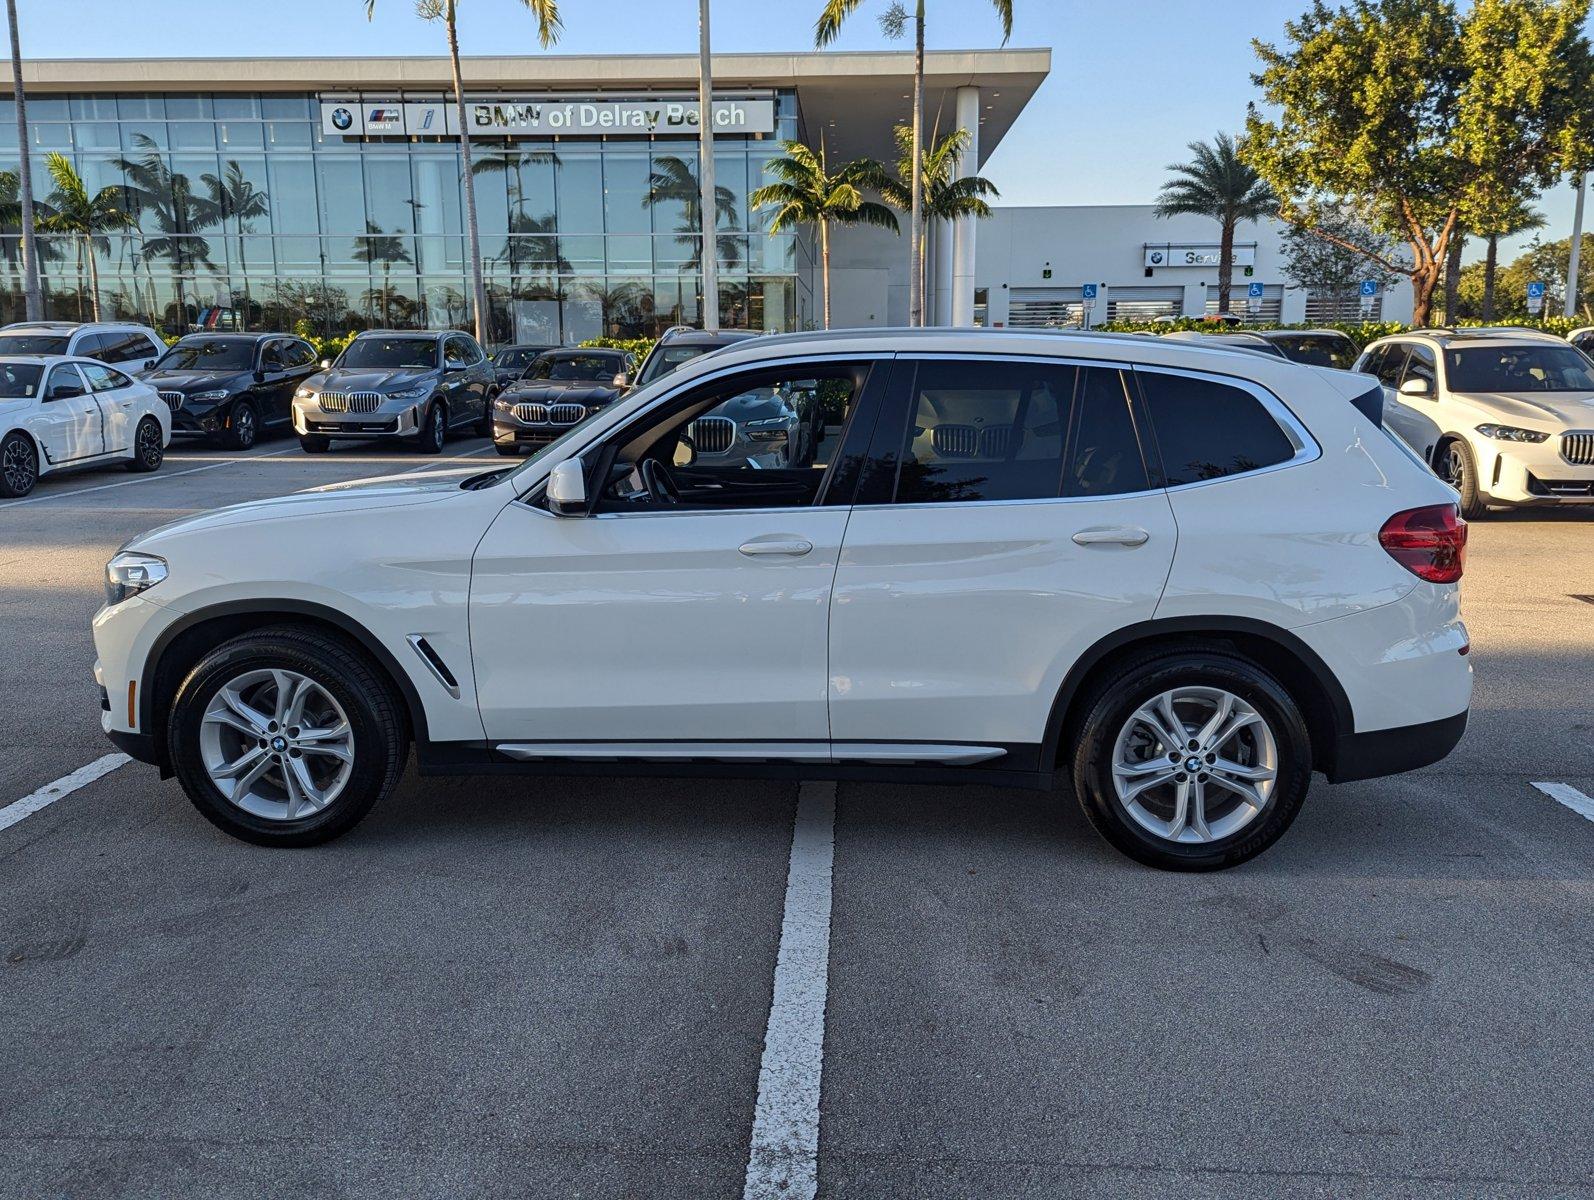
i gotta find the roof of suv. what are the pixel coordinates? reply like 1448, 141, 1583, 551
1373, 326, 1568, 349
2, 320, 152, 332
356, 328, 452, 339
654, 327, 762, 348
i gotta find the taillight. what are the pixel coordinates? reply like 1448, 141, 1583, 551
1379, 504, 1467, 584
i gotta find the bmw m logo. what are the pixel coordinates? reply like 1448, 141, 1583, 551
367, 107, 401, 124
330, 107, 354, 131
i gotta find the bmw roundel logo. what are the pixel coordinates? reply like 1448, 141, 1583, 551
331, 107, 354, 131
1149, 251, 1165, 265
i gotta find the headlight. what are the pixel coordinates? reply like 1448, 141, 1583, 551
191, 389, 230, 402
294, 387, 316, 400
494, 395, 516, 409
105, 552, 167, 605
390, 384, 431, 400
1474, 424, 1550, 443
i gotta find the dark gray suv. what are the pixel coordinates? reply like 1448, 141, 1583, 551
292, 330, 496, 454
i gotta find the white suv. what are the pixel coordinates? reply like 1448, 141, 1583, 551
0, 321, 166, 371
92, 331, 1471, 870
1356, 328, 1594, 516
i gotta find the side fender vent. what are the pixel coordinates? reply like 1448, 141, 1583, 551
406, 635, 461, 699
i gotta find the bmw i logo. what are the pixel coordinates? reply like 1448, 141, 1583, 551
331, 107, 354, 131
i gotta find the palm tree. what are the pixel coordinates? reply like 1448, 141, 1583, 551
1479, 202, 1546, 321
200, 161, 270, 331
816, 0, 1013, 326
352, 221, 414, 327
370, 0, 562, 343
870, 123, 997, 318
6, 0, 43, 320
38, 153, 135, 322
644, 154, 743, 272
115, 133, 218, 331
750, 138, 898, 328
1154, 133, 1275, 316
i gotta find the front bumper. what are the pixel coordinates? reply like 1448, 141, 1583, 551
168, 402, 230, 438
294, 400, 422, 439
1476, 437, 1594, 505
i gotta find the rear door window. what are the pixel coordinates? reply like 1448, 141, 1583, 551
1136, 369, 1299, 486
80, 363, 134, 391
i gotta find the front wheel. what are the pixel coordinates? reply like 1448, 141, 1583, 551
1069, 649, 1312, 871
1437, 438, 1487, 519
474, 391, 496, 437
0, 430, 38, 497
167, 626, 408, 846
125, 416, 164, 472
222, 400, 258, 450
299, 434, 330, 454
415, 402, 446, 454
495, 444, 522, 456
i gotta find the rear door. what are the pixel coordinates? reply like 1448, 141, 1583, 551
79, 362, 142, 452
827, 355, 1177, 760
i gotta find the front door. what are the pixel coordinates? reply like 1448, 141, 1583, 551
828, 356, 1178, 758
468, 357, 886, 746
34, 364, 104, 464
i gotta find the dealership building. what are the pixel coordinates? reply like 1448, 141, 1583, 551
0, 49, 1049, 341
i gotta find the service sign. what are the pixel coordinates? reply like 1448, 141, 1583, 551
1144, 244, 1258, 269
320, 97, 775, 139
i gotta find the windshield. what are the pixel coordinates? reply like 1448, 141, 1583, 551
339, 338, 438, 370
526, 354, 616, 382
1446, 345, 1594, 392
0, 333, 69, 356
0, 361, 44, 397
156, 339, 254, 372
493, 347, 544, 369
1272, 335, 1358, 369
638, 344, 709, 385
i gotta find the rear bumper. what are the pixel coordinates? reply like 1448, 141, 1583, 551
1326, 710, 1467, 783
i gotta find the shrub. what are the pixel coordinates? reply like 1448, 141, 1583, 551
579, 335, 658, 362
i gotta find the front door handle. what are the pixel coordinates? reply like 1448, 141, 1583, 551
739, 537, 814, 557
1072, 526, 1150, 547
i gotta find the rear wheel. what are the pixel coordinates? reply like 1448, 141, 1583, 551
125, 416, 164, 472
1068, 649, 1312, 871
168, 626, 407, 847
1437, 437, 1486, 519
415, 401, 446, 454
299, 434, 330, 454
0, 430, 38, 497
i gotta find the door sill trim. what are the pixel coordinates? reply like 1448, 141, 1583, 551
493, 741, 1008, 766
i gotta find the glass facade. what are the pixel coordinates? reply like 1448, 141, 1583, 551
0, 90, 814, 341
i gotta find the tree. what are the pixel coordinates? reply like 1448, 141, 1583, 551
816, 0, 1013, 326
352, 221, 414, 327
1477, 199, 1545, 320
37, 153, 134, 322
643, 154, 743, 272
1245, 0, 1594, 325
749, 138, 898, 328
1154, 133, 1275, 316
869, 124, 997, 319
6, 0, 42, 320
1457, 232, 1594, 318
199, 161, 270, 331
369, 0, 562, 344
115, 133, 219, 331
1278, 205, 1405, 314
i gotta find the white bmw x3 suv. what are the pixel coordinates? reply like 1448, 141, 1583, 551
92, 330, 1471, 870
1355, 327, 1594, 516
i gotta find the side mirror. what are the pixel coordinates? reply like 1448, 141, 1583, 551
319, 358, 333, 370
547, 458, 587, 517
1398, 377, 1433, 398
612, 372, 628, 388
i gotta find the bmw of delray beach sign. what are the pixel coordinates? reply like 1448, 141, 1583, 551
319, 97, 776, 138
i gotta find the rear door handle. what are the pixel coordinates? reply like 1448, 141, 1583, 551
1072, 526, 1150, 547
739, 537, 814, 557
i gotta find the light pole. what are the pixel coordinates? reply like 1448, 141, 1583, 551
1566, 173, 1586, 320
697, 0, 719, 331
6, 0, 42, 321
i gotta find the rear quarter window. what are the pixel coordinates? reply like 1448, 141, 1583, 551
1136, 370, 1299, 486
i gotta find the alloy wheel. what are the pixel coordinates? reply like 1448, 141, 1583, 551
235, 406, 256, 448
2, 436, 36, 495
198, 668, 355, 821
1439, 445, 1465, 489
1109, 686, 1278, 844
137, 420, 163, 466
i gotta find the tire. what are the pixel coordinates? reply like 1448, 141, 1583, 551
0, 430, 38, 498
415, 401, 446, 454
474, 390, 496, 437
1436, 438, 1487, 519
125, 416, 164, 472
299, 434, 330, 454
495, 444, 522, 456
222, 400, 258, 451
1068, 648, 1313, 871
167, 625, 408, 847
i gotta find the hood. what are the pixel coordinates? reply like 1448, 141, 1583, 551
126, 471, 465, 549
311, 366, 437, 392
1454, 390, 1594, 427
505, 381, 621, 405
141, 368, 249, 391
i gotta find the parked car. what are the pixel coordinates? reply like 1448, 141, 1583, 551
1258, 329, 1360, 369
633, 326, 760, 388
1355, 327, 1594, 516
93, 329, 1471, 870
1567, 326, 1594, 356
0, 321, 165, 371
0, 355, 169, 497
143, 333, 319, 450
1162, 331, 1286, 358
291, 330, 495, 454
488, 343, 556, 389
491, 348, 634, 455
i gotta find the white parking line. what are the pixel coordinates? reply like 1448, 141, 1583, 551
0, 753, 130, 835
1532, 781, 1594, 823
0, 445, 300, 510
743, 780, 837, 1200
400, 443, 494, 474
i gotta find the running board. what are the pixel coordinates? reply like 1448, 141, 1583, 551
494, 742, 1007, 766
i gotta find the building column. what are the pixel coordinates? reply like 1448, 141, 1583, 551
934, 218, 954, 325
950, 85, 980, 326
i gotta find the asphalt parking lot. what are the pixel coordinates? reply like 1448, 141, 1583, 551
1, 436, 1591, 1200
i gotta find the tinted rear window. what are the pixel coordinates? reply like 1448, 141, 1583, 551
1272, 335, 1358, 369
0, 333, 70, 355
1138, 370, 1297, 486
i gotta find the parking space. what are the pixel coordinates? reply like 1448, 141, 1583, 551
1, 444, 1591, 1198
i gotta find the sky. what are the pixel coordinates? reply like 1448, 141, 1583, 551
6, 0, 1584, 265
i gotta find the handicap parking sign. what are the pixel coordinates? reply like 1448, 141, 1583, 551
1248, 282, 1265, 299
1082, 283, 1098, 300
1359, 279, 1378, 297
1527, 281, 1546, 299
